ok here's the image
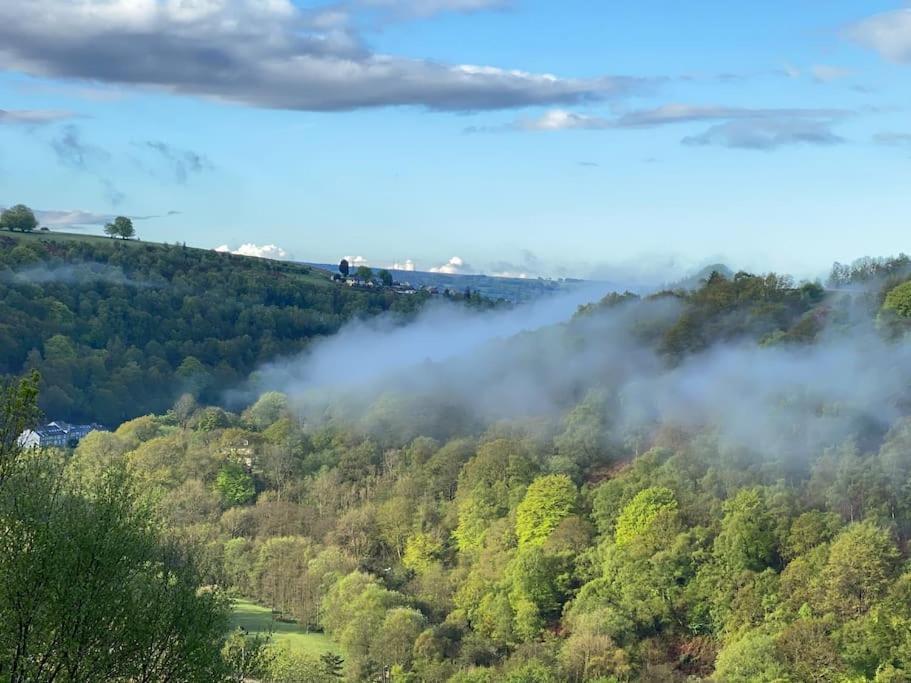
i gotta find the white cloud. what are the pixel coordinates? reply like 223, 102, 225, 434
215, 243, 291, 260
391, 259, 416, 271
343, 255, 370, 268
522, 109, 611, 131
848, 8, 911, 64
430, 256, 472, 274
490, 270, 531, 279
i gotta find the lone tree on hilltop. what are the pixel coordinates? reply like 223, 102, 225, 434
378, 269, 393, 287
356, 265, 373, 282
104, 216, 135, 240
339, 259, 350, 278
0, 204, 38, 232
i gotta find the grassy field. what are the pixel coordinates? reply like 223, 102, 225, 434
230, 599, 342, 657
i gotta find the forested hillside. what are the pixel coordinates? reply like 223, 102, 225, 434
23, 255, 911, 682
0, 232, 430, 424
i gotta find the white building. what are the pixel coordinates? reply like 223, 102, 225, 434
18, 421, 105, 449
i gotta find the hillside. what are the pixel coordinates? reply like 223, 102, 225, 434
0, 230, 430, 424
43, 257, 911, 682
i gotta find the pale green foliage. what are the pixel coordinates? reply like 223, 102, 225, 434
216, 462, 256, 506
378, 607, 426, 669
613, 486, 677, 547
883, 281, 911, 318
713, 630, 787, 682
454, 439, 537, 552
820, 521, 900, 619
713, 487, 779, 573
67, 430, 128, 485
266, 645, 330, 682
403, 533, 444, 573
244, 392, 290, 430
515, 474, 577, 547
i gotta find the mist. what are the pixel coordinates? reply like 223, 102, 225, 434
248, 280, 910, 461
1, 263, 159, 287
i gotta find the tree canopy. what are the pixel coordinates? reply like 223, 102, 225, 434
0, 204, 38, 233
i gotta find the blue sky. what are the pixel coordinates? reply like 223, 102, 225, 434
0, 1, 909, 280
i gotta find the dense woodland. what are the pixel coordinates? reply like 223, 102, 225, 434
4, 248, 911, 681
0, 232, 433, 424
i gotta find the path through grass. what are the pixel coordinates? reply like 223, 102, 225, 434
230, 599, 342, 657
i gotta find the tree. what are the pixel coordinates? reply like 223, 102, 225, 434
356, 265, 373, 282
319, 651, 345, 680
378, 269, 393, 287
216, 462, 256, 506
0, 378, 229, 681
338, 259, 350, 278
515, 474, 577, 547
613, 485, 678, 548
713, 630, 787, 683
0, 204, 38, 232
104, 215, 135, 240
820, 522, 900, 619
713, 487, 779, 574
883, 281, 911, 319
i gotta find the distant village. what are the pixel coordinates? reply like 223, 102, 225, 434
330, 259, 470, 298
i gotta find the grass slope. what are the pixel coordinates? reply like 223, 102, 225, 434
230, 599, 342, 657
3, 229, 335, 285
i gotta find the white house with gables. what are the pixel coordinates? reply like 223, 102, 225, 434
18, 421, 105, 449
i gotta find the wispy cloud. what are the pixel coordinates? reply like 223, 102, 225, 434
359, 0, 510, 19
50, 125, 108, 169
0, 207, 181, 228
143, 141, 212, 184
682, 119, 845, 151
470, 104, 851, 150
809, 64, 853, 83
0, 0, 645, 112
0, 108, 75, 125
48, 125, 126, 205
874, 131, 911, 146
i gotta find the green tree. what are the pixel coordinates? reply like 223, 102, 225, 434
713, 487, 779, 574
613, 486, 678, 548
820, 521, 900, 619
403, 533, 444, 574
0, 377, 229, 681
883, 281, 911, 318
0, 204, 38, 232
713, 630, 788, 683
377, 607, 426, 670
319, 651, 345, 679
216, 462, 256, 506
378, 269, 394, 287
104, 215, 135, 239
222, 628, 274, 682
356, 265, 373, 281
515, 474, 577, 547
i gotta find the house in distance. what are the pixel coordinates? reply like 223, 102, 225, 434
18, 421, 106, 449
